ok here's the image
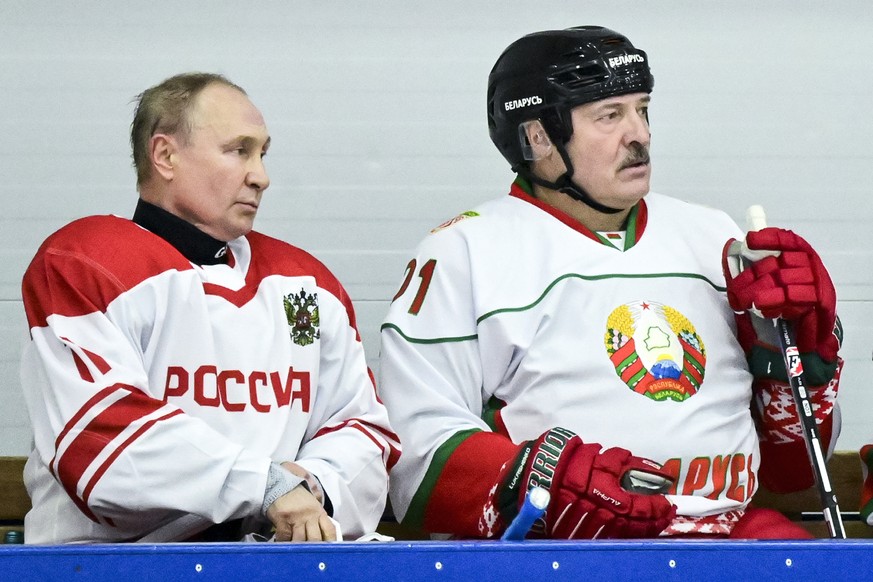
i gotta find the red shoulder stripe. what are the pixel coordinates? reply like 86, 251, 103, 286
23, 216, 192, 328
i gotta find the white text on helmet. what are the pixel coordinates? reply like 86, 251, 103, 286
608, 53, 645, 68
504, 96, 543, 111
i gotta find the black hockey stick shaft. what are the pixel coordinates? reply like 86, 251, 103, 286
774, 317, 846, 538
744, 205, 845, 538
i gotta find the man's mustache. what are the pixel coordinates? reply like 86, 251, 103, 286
619, 143, 650, 170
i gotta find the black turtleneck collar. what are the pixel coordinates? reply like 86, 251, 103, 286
132, 199, 229, 265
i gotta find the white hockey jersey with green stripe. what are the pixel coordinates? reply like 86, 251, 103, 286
380, 186, 758, 529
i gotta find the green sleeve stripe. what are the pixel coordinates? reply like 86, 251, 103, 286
482, 395, 508, 432
403, 428, 482, 528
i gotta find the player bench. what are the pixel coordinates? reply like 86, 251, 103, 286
1, 452, 869, 541
0, 457, 27, 542
751, 449, 871, 538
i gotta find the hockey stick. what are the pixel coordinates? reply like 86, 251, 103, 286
737, 205, 846, 539
501, 486, 550, 540
776, 313, 846, 539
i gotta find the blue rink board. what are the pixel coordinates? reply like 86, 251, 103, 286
1, 540, 872, 581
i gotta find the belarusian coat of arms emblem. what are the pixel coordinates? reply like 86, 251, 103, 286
604, 300, 706, 402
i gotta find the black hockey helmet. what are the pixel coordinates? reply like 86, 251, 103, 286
488, 26, 655, 213
487, 26, 653, 170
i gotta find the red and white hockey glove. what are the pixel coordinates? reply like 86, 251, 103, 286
723, 228, 842, 491
722, 228, 841, 381
479, 427, 676, 539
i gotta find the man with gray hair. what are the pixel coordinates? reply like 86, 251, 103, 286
20, 72, 399, 543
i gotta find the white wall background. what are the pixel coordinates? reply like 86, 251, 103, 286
1, 0, 871, 456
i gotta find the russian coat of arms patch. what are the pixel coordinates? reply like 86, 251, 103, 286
284, 288, 321, 346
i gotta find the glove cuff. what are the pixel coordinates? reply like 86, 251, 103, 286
496, 427, 578, 527
747, 344, 839, 387
262, 462, 306, 516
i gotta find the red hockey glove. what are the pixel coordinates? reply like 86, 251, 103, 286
722, 227, 839, 362
479, 427, 676, 539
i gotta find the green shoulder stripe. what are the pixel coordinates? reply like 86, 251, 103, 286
477, 272, 726, 324
404, 428, 481, 528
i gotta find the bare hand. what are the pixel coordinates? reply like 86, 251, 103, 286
266, 485, 337, 542
281, 461, 326, 506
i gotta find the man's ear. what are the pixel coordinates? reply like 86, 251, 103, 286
149, 134, 178, 181
522, 120, 553, 161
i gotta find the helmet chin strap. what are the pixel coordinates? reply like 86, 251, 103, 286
516, 142, 624, 215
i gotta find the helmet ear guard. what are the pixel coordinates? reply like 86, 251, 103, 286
518, 120, 553, 162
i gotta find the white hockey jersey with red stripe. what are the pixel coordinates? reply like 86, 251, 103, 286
21, 214, 399, 543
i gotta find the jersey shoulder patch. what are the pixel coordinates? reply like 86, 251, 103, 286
430, 211, 480, 234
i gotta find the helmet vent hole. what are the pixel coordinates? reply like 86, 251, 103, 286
550, 64, 607, 90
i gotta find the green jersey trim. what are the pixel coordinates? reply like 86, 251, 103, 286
512, 175, 645, 251
747, 346, 838, 386
593, 204, 641, 251
482, 396, 507, 433
747, 316, 842, 385
477, 272, 726, 324
380, 322, 477, 344
404, 428, 481, 528
383, 272, 726, 343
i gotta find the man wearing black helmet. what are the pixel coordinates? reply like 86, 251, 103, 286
379, 26, 842, 539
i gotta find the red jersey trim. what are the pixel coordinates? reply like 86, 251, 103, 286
508, 179, 648, 246
23, 218, 364, 343
51, 382, 177, 523
417, 431, 517, 534
80, 409, 184, 516
312, 418, 401, 471
22, 216, 193, 329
